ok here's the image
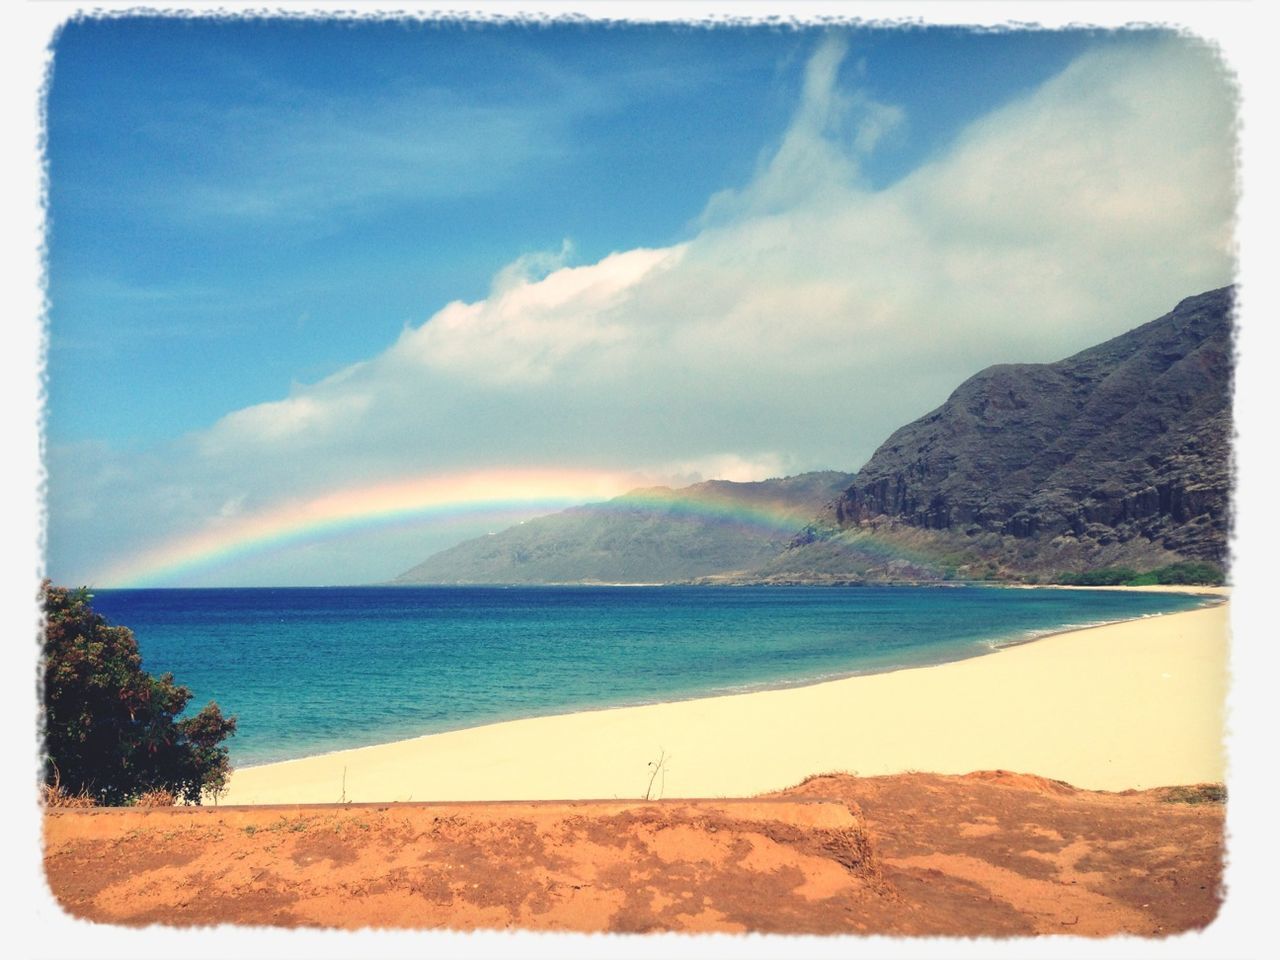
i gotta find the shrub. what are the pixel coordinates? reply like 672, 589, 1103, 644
1161, 784, 1226, 805
40, 582, 237, 805
1058, 567, 1138, 586
1148, 561, 1225, 586
1057, 562, 1225, 587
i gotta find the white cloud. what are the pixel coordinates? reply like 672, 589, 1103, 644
200, 389, 374, 453
48, 33, 1238, 586
392, 244, 686, 385
701, 34, 903, 223
656, 453, 795, 487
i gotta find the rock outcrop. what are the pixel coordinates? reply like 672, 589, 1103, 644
790, 287, 1233, 575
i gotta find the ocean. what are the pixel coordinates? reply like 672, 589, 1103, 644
88, 585, 1212, 767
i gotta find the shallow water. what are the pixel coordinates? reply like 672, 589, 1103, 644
89, 585, 1210, 766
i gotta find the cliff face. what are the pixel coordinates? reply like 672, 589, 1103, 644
803, 287, 1233, 569
395, 471, 856, 584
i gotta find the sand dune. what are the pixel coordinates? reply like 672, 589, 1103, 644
222, 598, 1228, 804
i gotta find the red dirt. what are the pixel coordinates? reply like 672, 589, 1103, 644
42, 771, 1224, 936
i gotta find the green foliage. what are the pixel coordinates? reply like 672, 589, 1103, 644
1056, 561, 1225, 587
1160, 784, 1226, 805
40, 581, 237, 805
1057, 567, 1138, 586
1146, 561, 1225, 586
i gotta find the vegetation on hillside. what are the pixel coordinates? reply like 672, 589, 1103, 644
40, 581, 236, 806
1056, 561, 1225, 587
1160, 784, 1226, 805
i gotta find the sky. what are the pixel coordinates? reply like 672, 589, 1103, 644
42, 17, 1238, 587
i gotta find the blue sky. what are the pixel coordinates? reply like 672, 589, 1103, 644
47, 20, 1096, 446
43, 18, 1236, 586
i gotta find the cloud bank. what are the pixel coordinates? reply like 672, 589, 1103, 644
47, 33, 1237, 586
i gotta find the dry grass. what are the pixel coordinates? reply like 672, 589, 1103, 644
41, 782, 96, 809
132, 789, 178, 808
41, 773, 177, 808
788, 770, 857, 789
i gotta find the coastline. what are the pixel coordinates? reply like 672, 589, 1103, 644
1003, 583, 1229, 596
227, 588, 1221, 768
222, 595, 1229, 804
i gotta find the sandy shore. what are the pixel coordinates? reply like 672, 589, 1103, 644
222, 599, 1229, 804
1007, 583, 1230, 596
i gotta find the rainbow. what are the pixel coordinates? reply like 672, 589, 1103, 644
591, 487, 817, 536
99, 467, 648, 587
98, 468, 952, 588
566, 490, 956, 577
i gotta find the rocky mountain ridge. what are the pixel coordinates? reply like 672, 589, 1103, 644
397, 287, 1233, 584
771, 286, 1232, 580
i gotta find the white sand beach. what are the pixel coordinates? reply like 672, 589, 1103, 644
222, 597, 1229, 804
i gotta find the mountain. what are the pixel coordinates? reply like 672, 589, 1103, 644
397, 287, 1232, 585
394, 471, 856, 584
762, 286, 1233, 581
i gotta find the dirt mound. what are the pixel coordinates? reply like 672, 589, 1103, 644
43, 772, 1224, 936
45, 798, 885, 932
958, 769, 1080, 795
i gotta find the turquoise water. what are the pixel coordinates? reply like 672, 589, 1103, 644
88, 585, 1212, 767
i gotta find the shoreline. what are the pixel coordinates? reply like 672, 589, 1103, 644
229, 590, 1222, 772
1002, 583, 1229, 596
222, 595, 1229, 803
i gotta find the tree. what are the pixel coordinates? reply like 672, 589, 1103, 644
40, 581, 236, 805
